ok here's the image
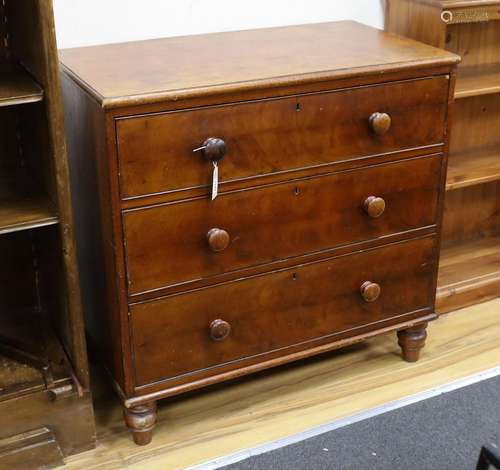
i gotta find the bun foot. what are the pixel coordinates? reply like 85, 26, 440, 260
123, 402, 157, 445
397, 323, 428, 363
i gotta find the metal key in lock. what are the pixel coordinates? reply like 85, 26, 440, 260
193, 137, 227, 201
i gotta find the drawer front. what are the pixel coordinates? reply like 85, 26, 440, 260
124, 155, 442, 295
117, 76, 449, 199
130, 236, 437, 386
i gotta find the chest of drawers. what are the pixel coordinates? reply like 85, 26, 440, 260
60, 21, 459, 445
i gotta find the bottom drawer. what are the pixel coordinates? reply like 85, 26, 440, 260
130, 237, 437, 387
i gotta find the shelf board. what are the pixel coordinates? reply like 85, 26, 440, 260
0, 348, 72, 401
0, 355, 44, 394
0, 313, 72, 400
455, 64, 500, 100
446, 146, 500, 190
0, 66, 44, 108
437, 235, 500, 313
0, 177, 58, 235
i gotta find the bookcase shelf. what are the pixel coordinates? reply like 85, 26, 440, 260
446, 146, 500, 190
0, 309, 70, 400
455, 63, 500, 100
437, 235, 500, 313
0, 0, 95, 463
0, 66, 43, 108
0, 176, 58, 235
387, 0, 500, 313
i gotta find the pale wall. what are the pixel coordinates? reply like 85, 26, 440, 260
53, 0, 385, 49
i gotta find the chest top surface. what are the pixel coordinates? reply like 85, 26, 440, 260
59, 20, 459, 109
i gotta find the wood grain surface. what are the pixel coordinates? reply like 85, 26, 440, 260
387, 0, 500, 313
0, 175, 58, 235
0, 0, 96, 459
437, 235, 500, 312
442, 181, 500, 245
0, 66, 43, 107
449, 93, 500, 155
446, 21, 500, 69
61, 19, 456, 445
130, 237, 436, 387
116, 77, 448, 199
455, 63, 500, 99
446, 145, 500, 190
59, 21, 458, 108
64, 299, 500, 469
124, 156, 442, 295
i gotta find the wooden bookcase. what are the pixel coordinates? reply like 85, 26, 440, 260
386, 0, 500, 313
0, 0, 95, 465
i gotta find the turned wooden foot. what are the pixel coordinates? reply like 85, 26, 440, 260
397, 323, 428, 363
123, 402, 157, 445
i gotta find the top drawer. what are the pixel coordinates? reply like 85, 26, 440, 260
116, 76, 449, 199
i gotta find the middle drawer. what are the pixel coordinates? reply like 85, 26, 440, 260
123, 155, 441, 295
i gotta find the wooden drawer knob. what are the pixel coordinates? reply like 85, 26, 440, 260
194, 137, 227, 162
364, 196, 386, 218
369, 112, 392, 136
207, 228, 230, 252
210, 319, 231, 341
360, 281, 381, 303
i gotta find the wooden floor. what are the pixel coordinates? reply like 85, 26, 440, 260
65, 299, 500, 470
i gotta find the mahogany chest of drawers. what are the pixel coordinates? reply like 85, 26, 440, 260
60, 21, 459, 445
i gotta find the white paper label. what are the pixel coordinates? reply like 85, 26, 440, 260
212, 162, 219, 201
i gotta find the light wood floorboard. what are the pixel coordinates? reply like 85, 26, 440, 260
65, 299, 500, 469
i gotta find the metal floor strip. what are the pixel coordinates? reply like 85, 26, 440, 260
186, 365, 500, 470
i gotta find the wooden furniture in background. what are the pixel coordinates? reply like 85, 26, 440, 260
386, 0, 500, 313
0, 0, 95, 466
60, 21, 458, 445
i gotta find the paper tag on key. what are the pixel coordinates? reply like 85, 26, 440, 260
211, 161, 219, 201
